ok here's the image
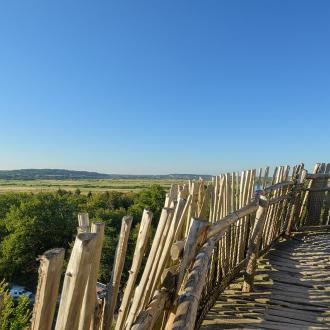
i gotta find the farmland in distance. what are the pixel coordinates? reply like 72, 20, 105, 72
0, 178, 185, 193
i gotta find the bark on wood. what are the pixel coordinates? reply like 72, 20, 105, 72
170, 240, 185, 261
172, 238, 216, 330
131, 289, 171, 330
206, 201, 258, 239
177, 218, 210, 292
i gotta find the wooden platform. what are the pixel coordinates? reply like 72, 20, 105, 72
201, 228, 330, 329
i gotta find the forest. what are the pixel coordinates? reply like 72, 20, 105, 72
0, 185, 166, 329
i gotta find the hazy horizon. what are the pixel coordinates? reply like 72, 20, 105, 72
0, 163, 316, 176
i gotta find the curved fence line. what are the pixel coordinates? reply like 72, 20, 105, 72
30, 162, 330, 330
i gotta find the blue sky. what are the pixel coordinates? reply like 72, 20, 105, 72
0, 1, 329, 174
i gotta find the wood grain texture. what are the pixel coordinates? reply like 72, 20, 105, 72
31, 248, 65, 330
201, 228, 330, 329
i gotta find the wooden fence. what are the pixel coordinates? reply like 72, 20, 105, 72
30, 162, 330, 330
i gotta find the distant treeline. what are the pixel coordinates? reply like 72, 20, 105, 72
0, 169, 212, 180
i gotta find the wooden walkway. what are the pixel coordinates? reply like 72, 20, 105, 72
201, 228, 330, 329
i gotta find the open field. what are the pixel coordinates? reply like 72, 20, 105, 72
0, 178, 187, 193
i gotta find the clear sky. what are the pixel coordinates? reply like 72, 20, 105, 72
0, 1, 329, 174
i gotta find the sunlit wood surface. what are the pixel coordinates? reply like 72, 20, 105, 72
201, 228, 330, 329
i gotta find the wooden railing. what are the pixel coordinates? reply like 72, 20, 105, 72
30, 162, 330, 330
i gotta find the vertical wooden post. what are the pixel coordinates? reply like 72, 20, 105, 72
264, 166, 282, 248
102, 216, 132, 330
262, 166, 270, 189
115, 210, 152, 330
242, 195, 268, 293
185, 181, 199, 236
173, 194, 192, 242
236, 170, 248, 264
124, 208, 172, 330
285, 168, 306, 237
300, 163, 321, 224
151, 199, 186, 294
78, 222, 105, 330
31, 248, 65, 330
78, 213, 90, 233
198, 184, 212, 219
55, 233, 97, 330
237, 169, 255, 264
322, 163, 330, 225
141, 208, 173, 307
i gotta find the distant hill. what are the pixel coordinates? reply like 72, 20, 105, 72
0, 169, 212, 180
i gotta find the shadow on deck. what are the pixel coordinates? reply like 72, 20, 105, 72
201, 228, 330, 330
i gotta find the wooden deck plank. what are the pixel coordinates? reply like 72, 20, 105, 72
201, 229, 330, 329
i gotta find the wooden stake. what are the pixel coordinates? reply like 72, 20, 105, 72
141, 208, 174, 309
55, 233, 97, 330
170, 240, 185, 262
242, 195, 268, 292
78, 213, 90, 233
102, 216, 133, 330
79, 222, 105, 330
184, 182, 199, 237
125, 208, 172, 330
149, 199, 186, 295
262, 166, 270, 189
115, 211, 152, 330
173, 194, 192, 242
31, 248, 65, 330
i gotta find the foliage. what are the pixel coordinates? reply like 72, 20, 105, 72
128, 184, 166, 226
0, 192, 83, 286
0, 184, 166, 288
0, 280, 31, 330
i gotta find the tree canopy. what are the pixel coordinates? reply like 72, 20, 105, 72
0, 185, 166, 288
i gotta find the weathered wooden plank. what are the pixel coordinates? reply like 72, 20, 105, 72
201, 228, 330, 330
